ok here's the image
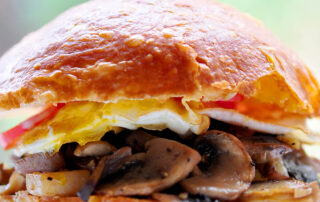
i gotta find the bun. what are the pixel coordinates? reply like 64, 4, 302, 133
0, 0, 319, 114
1, 191, 154, 202
3, 181, 319, 202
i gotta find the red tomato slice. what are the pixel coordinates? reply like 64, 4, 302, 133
0, 103, 65, 150
202, 94, 244, 109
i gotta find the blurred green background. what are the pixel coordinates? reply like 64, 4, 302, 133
0, 0, 319, 165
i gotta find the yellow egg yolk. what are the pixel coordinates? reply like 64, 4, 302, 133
14, 99, 209, 156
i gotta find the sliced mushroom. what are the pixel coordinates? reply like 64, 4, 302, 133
74, 141, 116, 157
26, 170, 90, 197
238, 180, 320, 202
125, 130, 155, 152
241, 134, 293, 164
0, 172, 26, 195
241, 134, 293, 181
78, 147, 132, 202
14, 152, 65, 175
180, 130, 255, 200
96, 138, 201, 196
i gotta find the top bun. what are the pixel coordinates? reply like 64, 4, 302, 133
0, 0, 319, 115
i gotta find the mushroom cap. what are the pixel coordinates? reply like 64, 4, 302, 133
181, 130, 255, 200
0, 0, 318, 116
14, 152, 65, 175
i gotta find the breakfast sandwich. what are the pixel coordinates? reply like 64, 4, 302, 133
0, 0, 319, 201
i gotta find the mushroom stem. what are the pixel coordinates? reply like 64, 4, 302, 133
77, 147, 132, 202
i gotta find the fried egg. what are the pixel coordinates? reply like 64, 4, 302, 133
14, 98, 320, 157
200, 108, 320, 145
14, 99, 209, 156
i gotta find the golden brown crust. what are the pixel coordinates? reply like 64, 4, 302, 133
2, 181, 319, 201
238, 180, 320, 202
1, 191, 155, 202
0, 0, 319, 115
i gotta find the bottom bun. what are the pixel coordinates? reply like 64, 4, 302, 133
2, 181, 319, 202
1, 191, 154, 202
238, 180, 320, 202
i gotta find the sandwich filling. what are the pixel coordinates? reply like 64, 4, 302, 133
0, 98, 319, 201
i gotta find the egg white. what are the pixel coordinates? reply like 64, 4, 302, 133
200, 108, 320, 144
